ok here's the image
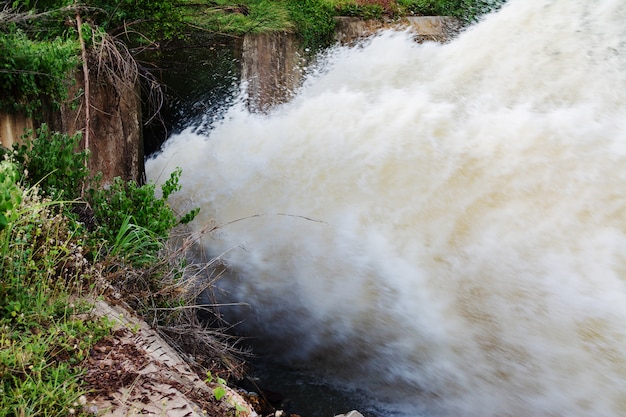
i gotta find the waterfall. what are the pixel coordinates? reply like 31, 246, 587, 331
146, 1, 626, 415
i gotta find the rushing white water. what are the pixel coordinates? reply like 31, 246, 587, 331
146, 1, 626, 415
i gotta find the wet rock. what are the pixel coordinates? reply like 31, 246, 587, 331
334, 411, 364, 417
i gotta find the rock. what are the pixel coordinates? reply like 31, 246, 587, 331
335, 411, 365, 417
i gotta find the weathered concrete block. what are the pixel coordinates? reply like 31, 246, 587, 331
0, 111, 33, 149
241, 31, 304, 113
61, 69, 143, 184
334, 16, 461, 45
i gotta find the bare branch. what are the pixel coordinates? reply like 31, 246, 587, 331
76, 12, 90, 197
0, 4, 98, 26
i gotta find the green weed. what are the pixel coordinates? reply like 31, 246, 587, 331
11, 124, 88, 200
87, 167, 199, 261
0, 179, 110, 417
0, 28, 79, 118
0, 160, 22, 231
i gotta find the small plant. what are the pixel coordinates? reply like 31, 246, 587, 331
0, 160, 22, 231
11, 124, 88, 200
205, 370, 250, 416
87, 167, 199, 251
206, 371, 228, 401
108, 215, 162, 267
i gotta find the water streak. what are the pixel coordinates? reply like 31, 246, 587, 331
146, 1, 626, 415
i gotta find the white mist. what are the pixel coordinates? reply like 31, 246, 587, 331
146, 1, 626, 415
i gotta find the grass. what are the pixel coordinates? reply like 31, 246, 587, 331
0, 179, 111, 416
176, 0, 504, 50
181, 0, 294, 35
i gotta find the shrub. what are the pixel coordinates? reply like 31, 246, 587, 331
101, 1, 183, 40
461, 0, 506, 21
336, 3, 386, 19
87, 167, 198, 246
0, 160, 22, 231
285, 0, 337, 49
0, 125, 202, 413
7, 123, 197, 264
11, 124, 88, 200
335, 0, 401, 19
0, 29, 79, 117
396, 0, 505, 20
396, 0, 460, 15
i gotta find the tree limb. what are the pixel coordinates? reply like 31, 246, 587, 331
76, 11, 90, 196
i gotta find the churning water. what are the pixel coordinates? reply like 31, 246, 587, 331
146, 0, 626, 415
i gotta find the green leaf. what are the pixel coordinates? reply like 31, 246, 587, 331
213, 385, 226, 401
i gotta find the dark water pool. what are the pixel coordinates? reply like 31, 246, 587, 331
138, 33, 242, 156
243, 356, 379, 417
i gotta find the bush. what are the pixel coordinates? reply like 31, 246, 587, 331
461, 0, 506, 21
0, 126, 202, 414
335, 0, 402, 19
0, 161, 22, 231
6, 123, 198, 264
87, 167, 198, 248
285, 0, 337, 49
82, 0, 186, 41
0, 29, 79, 117
11, 124, 88, 200
336, 3, 386, 19
397, 0, 505, 20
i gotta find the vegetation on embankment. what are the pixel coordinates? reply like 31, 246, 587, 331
0, 124, 246, 415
